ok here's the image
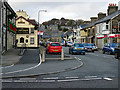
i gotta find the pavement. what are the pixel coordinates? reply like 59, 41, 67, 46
1, 48, 22, 66
1, 49, 83, 78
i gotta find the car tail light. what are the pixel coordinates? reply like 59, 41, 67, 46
72, 47, 75, 49
84, 47, 86, 49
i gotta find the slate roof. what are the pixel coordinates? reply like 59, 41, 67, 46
16, 16, 38, 26
82, 10, 120, 29
28, 19, 38, 25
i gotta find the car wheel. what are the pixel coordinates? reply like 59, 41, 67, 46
92, 50, 94, 53
83, 53, 85, 55
115, 53, 119, 59
108, 51, 111, 55
46, 50, 49, 54
103, 51, 105, 54
72, 51, 74, 55
69, 50, 71, 54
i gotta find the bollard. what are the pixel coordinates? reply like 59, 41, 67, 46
42, 48, 45, 62
61, 48, 64, 60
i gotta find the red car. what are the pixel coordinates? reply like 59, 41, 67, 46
46, 42, 62, 54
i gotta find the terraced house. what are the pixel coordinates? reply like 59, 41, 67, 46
82, 3, 120, 49
16, 10, 38, 48
1, 1, 17, 53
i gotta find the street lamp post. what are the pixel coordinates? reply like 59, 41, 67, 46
38, 10, 47, 45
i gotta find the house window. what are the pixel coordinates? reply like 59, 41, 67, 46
119, 22, 120, 32
30, 37, 34, 44
26, 39, 28, 43
31, 28, 34, 33
20, 37, 24, 43
106, 24, 108, 29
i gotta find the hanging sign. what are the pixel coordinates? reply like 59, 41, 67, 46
8, 21, 16, 34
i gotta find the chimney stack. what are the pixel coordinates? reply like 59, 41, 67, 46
98, 12, 106, 20
107, 3, 118, 15
90, 17, 98, 23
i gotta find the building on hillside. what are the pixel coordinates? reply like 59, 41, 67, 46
1, 1, 17, 53
16, 10, 38, 48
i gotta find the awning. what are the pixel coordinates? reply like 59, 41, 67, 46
97, 35, 104, 39
108, 34, 120, 38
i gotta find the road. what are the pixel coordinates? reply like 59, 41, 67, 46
2, 47, 118, 88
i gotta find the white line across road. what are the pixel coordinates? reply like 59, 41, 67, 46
0, 54, 42, 75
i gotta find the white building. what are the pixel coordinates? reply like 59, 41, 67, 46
73, 26, 81, 43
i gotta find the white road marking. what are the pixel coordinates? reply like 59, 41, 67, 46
80, 77, 102, 81
66, 77, 79, 79
85, 76, 98, 78
20, 78, 36, 81
58, 79, 80, 82
0, 64, 14, 69
43, 77, 59, 80
39, 80, 55, 82
1, 54, 42, 75
104, 77, 113, 81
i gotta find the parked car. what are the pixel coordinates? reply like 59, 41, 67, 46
102, 43, 117, 55
69, 43, 85, 55
60, 42, 65, 46
114, 43, 120, 59
67, 41, 73, 47
91, 43, 98, 51
83, 43, 95, 52
46, 42, 62, 54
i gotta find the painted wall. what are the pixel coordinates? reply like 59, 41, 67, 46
16, 18, 38, 47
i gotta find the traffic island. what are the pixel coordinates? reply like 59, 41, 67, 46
1, 57, 84, 79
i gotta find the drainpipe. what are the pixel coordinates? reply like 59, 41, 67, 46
110, 19, 112, 43
5, 7, 7, 51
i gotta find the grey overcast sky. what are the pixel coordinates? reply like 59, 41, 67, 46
8, 0, 119, 23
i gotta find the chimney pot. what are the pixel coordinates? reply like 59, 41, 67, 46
19, 10, 21, 12
22, 10, 23, 12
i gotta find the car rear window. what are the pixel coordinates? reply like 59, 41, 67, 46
51, 43, 60, 46
109, 43, 117, 47
74, 44, 84, 47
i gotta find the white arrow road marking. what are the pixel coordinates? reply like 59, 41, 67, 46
1, 54, 42, 75
104, 77, 113, 81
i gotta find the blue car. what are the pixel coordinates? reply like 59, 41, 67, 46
83, 43, 95, 52
69, 43, 85, 55
103, 43, 117, 54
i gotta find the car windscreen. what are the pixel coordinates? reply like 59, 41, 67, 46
109, 43, 116, 47
51, 43, 60, 46
74, 44, 84, 47
84, 43, 92, 46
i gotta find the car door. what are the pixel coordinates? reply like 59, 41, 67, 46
103, 43, 108, 52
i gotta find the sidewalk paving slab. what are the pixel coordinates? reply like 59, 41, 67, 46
1, 48, 22, 66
